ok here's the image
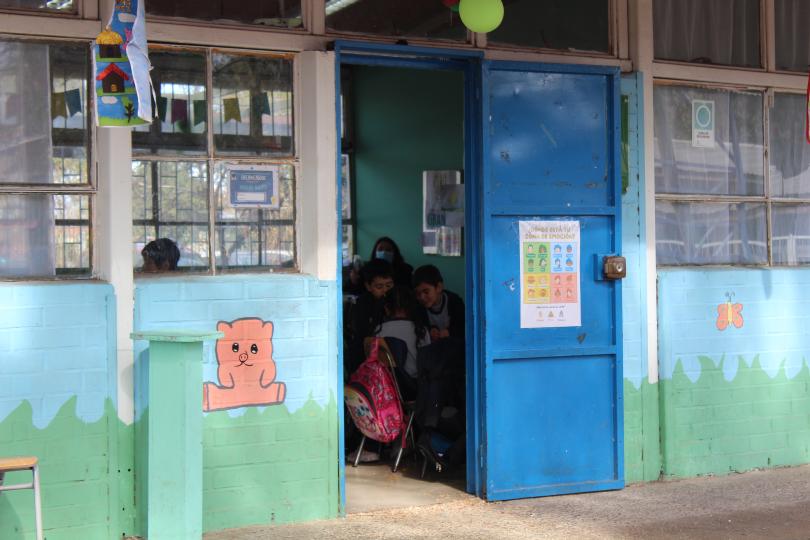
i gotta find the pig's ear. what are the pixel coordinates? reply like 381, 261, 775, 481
217, 321, 232, 332
262, 321, 274, 338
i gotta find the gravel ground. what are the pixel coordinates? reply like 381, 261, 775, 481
206, 465, 810, 540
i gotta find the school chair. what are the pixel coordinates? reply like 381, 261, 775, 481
0, 456, 43, 540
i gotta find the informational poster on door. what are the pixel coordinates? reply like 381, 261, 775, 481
519, 220, 581, 328
692, 99, 715, 148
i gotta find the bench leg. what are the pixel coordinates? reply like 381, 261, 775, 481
33, 465, 42, 540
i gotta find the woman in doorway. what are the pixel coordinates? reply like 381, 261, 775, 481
370, 236, 413, 289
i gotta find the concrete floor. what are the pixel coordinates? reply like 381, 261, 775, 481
345, 458, 468, 513
206, 464, 810, 540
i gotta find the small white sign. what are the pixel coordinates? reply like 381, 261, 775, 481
692, 100, 715, 148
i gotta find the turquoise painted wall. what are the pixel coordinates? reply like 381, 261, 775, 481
0, 283, 132, 540
351, 65, 466, 296
658, 268, 810, 477
134, 275, 340, 531
620, 73, 661, 484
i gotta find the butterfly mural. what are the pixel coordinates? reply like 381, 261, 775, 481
716, 292, 743, 331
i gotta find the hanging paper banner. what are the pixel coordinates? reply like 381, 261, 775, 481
519, 220, 581, 329
94, 0, 154, 126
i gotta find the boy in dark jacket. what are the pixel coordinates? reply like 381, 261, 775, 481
412, 265, 466, 471
413, 264, 464, 341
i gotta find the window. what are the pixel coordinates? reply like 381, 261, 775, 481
488, 0, 610, 54
654, 0, 761, 68
775, 0, 810, 72
326, 0, 467, 41
0, 0, 76, 14
655, 85, 810, 266
132, 48, 296, 273
0, 39, 92, 278
146, 0, 303, 30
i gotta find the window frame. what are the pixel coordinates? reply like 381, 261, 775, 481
132, 44, 300, 276
653, 80, 810, 267
0, 35, 96, 280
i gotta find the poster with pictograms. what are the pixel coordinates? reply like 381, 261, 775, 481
519, 220, 581, 328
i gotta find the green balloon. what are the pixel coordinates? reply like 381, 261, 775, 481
459, 0, 504, 33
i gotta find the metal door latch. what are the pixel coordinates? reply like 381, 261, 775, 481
595, 254, 626, 280
603, 255, 626, 280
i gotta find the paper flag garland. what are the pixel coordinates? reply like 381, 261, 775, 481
171, 98, 188, 124
51, 92, 67, 119
193, 99, 207, 126
65, 89, 82, 117
93, 0, 154, 126
223, 97, 242, 123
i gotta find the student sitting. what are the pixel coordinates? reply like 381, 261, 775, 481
412, 265, 466, 467
370, 236, 413, 289
413, 264, 465, 342
376, 286, 430, 400
346, 259, 394, 375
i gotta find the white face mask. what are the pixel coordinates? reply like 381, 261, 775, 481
375, 250, 394, 264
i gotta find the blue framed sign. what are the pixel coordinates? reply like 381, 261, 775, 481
227, 165, 280, 208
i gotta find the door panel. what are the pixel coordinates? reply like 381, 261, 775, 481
480, 62, 623, 500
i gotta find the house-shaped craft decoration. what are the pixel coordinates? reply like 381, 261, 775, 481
97, 63, 129, 94
96, 28, 123, 59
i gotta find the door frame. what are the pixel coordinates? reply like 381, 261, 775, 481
333, 41, 486, 508
333, 43, 624, 508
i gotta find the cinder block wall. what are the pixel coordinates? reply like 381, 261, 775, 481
0, 283, 125, 540
658, 269, 810, 477
134, 274, 340, 532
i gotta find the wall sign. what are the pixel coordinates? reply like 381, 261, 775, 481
227, 165, 280, 208
692, 99, 715, 148
519, 220, 581, 329
422, 170, 463, 256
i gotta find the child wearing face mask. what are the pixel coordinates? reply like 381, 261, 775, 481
370, 236, 413, 289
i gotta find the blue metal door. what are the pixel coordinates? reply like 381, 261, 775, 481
478, 61, 624, 500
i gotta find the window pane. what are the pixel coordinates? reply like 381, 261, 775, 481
654, 0, 760, 68
772, 204, 810, 266
775, 0, 810, 72
146, 0, 302, 30
213, 53, 294, 157
656, 201, 766, 265
132, 160, 210, 270
133, 51, 207, 156
654, 85, 764, 196
326, 0, 466, 41
770, 94, 810, 198
488, 0, 609, 53
0, 40, 89, 185
0, 194, 91, 278
0, 0, 75, 13
213, 162, 295, 269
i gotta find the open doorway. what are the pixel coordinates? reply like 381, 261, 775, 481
339, 61, 469, 513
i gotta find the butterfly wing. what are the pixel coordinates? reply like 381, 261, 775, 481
731, 303, 744, 328
716, 303, 729, 331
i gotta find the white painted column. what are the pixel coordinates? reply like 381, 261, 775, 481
629, 0, 658, 384
96, 128, 136, 424
297, 51, 338, 281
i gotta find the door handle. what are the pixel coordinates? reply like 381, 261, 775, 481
602, 255, 626, 280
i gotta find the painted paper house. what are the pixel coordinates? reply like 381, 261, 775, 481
96, 28, 123, 59
96, 63, 129, 94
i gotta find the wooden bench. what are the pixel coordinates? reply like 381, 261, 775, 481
0, 456, 42, 540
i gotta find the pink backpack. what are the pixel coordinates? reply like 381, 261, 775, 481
345, 339, 404, 443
